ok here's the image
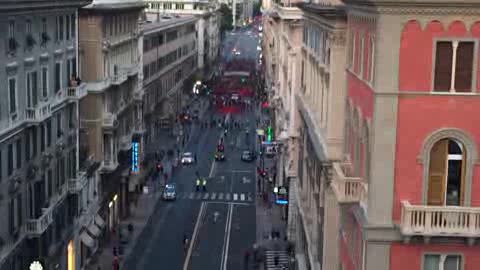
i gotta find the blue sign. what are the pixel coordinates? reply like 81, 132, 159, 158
276, 199, 288, 205
132, 142, 139, 172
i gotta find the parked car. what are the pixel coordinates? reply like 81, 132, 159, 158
162, 184, 177, 201
241, 150, 256, 162
181, 152, 196, 164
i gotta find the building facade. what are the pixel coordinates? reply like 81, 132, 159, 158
144, 0, 220, 70
273, 0, 480, 270
77, 0, 144, 267
140, 16, 198, 145
0, 1, 90, 269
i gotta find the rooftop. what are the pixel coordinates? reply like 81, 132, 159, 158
83, 0, 146, 10
141, 15, 197, 34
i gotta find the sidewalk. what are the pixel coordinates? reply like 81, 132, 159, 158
254, 101, 290, 269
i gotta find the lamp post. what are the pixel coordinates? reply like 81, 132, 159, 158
29, 261, 43, 270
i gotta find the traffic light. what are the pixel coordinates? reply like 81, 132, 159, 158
266, 126, 272, 142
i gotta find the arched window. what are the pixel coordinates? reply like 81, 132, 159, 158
427, 139, 466, 206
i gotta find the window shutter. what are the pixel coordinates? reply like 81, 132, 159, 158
454, 42, 474, 92
427, 139, 448, 205
434, 42, 453, 91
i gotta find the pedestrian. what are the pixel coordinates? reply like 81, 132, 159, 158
244, 250, 250, 270
112, 255, 119, 270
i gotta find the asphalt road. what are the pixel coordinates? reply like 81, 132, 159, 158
124, 29, 259, 270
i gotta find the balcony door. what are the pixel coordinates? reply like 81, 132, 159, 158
427, 139, 465, 206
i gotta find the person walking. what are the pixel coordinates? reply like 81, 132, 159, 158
202, 178, 207, 192
243, 250, 250, 270
196, 178, 201, 191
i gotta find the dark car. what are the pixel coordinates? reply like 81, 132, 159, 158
215, 152, 226, 161
241, 150, 256, 162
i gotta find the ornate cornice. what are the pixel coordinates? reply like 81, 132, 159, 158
376, 6, 480, 15
329, 30, 347, 47
345, 1, 480, 16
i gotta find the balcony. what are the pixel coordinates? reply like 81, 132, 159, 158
51, 83, 87, 110
100, 159, 118, 172
119, 133, 132, 151
25, 104, 51, 124
25, 210, 53, 236
102, 113, 118, 130
68, 171, 88, 194
133, 89, 144, 102
111, 72, 128, 85
330, 162, 368, 204
400, 201, 480, 242
133, 121, 146, 134
25, 184, 67, 236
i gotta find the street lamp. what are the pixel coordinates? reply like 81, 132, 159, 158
30, 261, 43, 270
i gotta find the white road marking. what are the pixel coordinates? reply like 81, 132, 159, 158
207, 201, 251, 206
203, 193, 209, 200
211, 192, 217, 200
220, 204, 234, 270
230, 170, 253, 173
233, 193, 238, 201
226, 193, 231, 200
183, 202, 207, 270
218, 193, 224, 200
189, 192, 195, 199
240, 194, 245, 201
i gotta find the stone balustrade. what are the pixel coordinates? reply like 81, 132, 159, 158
400, 200, 480, 239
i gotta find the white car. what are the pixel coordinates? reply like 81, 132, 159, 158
181, 152, 196, 164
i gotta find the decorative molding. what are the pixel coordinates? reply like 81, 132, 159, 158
329, 31, 347, 47
376, 6, 480, 16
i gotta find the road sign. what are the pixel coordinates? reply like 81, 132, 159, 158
256, 129, 264, 136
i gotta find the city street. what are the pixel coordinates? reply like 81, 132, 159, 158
124, 27, 261, 270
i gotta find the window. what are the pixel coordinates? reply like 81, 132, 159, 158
434, 41, 474, 92
8, 144, 13, 176
55, 62, 61, 93
57, 113, 62, 138
41, 66, 48, 98
71, 14, 75, 38
25, 130, 30, 161
16, 139, 21, 169
68, 104, 74, 128
32, 127, 37, 157
8, 77, 17, 114
424, 254, 462, 270
8, 20, 15, 38
26, 71, 38, 108
59, 16, 64, 40
368, 36, 375, 83
47, 120, 52, 147
42, 18, 47, 33
66, 15, 70, 40
427, 139, 465, 206
40, 124, 45, 151
26, 19, 32, 34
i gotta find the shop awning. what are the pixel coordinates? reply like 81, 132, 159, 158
80, 231, 95, 248
87, 223, 101, 237
95, 215, 106, 229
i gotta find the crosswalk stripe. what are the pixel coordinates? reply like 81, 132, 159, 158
240, 194, 245, 201
211, 193, 217, 200
247, 193, 253, 201
218, 193, 224, 200
189, 192, 195, 199
203, 193, 209, 200
226, 193, 231, 200
196, 193, 202, 199
264, 250, 290, 269
233, 193, 238, 201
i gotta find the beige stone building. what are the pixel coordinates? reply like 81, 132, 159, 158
77, 0, 144, 265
